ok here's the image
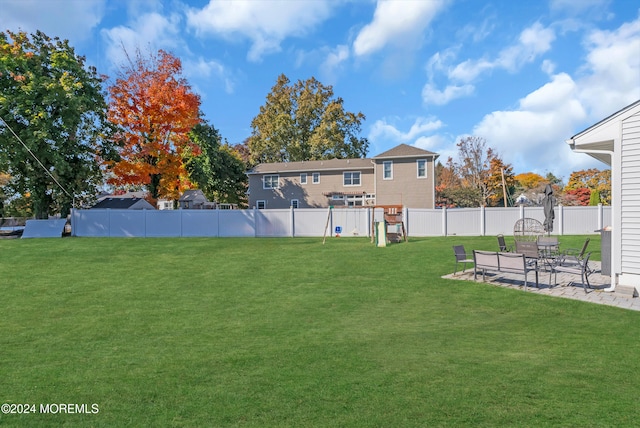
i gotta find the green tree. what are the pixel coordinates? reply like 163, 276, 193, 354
248, 74, 368, 164
0, 30, 113, 218
185, 122, 248, 207
589, 189, 601, 206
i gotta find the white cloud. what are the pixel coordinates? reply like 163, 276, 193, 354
424, 21, 556, 106
183, 57, 235, 94
101, 12, 182, 69
414, 134, 449, 151
541, 59, 556, 75
496, 22, 555, 72
320, 45, 350, 81
353, 0, 447, 57
422, 83, 474, 105
368, 116, 444, 153
0, 0, 105, 43
448, 58, 493, 83
186, 0, 333, 62
471, 73, 591, 177
462, 16, 640, 178
577, 17, 640, 120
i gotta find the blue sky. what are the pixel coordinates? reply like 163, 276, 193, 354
2, 0, 639, 181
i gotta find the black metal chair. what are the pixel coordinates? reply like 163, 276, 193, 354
453, 245, 474, 275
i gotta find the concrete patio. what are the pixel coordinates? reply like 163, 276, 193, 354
443, 261, 640, 311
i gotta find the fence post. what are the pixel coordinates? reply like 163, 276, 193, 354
290, 205, 295, 237
598, 203, 603, 231
480, 206, 486, 236
442, 206, 447, 237
403, 206, 408, 238
253, 206, 258, 237
558, 204, 563, 236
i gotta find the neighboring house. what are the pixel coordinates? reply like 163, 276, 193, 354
157, 199, 174, 210
566, 99, 640, 294
247, 144, 439, 209
178, 189, 216, 209
91, 197, 155, 210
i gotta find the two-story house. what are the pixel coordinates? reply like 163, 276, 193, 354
247, 144, 439, 209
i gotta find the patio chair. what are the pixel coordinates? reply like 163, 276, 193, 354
537, 235, 560, 258
559, 238, 590, 265
515, 240, 540, 271
550, 252, 593, 293
453, 245, 474, 275
497, 234, 513, 252
513, 218, 545, 242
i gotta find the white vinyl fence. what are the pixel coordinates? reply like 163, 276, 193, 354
71, 205, 611, 238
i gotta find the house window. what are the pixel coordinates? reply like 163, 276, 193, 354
383, 161, 393, 180
291, 199, 299, 209
300, 173, 307, 184
417, 159, 427, 178
346, 195, 363, 206
263, 175, 279, 189
332, 195, 344, 200
256, 200, 266, 209
312, 172, 320, 184
343, 171, 361, 186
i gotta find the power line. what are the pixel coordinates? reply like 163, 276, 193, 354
0, 116, 73, 199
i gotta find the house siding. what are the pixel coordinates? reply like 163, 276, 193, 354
374, 157, 435, 208
620, 110, 640, 276
247, 144, 438, 209
249, 169, 375, 209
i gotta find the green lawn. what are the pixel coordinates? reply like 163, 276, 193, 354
1, 236, 639, 427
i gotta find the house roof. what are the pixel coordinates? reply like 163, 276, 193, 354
373, 143, 439, 160
179, 189, 208, 202
248, 144, 440, 174
566, 99, 640, 166
96, 191, 148, 201
92, 197, 154, 209
248, 157, 374, 174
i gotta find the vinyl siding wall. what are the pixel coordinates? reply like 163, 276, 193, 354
249, 169, 375, 209
374, 157, 434, 208
620, 110, 640, 276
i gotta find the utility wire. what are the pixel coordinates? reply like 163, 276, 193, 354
0, 116, 73, 198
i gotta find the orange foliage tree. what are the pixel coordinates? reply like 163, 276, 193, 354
106, 50, 201, 200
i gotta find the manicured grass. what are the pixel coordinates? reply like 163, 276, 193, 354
1, 235, 639, 427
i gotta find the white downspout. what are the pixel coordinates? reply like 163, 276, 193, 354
566, 141, 616, 292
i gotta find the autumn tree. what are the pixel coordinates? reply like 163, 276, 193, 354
486, 157, 516, 207
248, 74, 368, 164
564, 168, 611, 205
185, 122, 248, 207
515, 172, 546, 191
563, 187, 591, 206
106, 49, 200, 201
0, 30, 113, 218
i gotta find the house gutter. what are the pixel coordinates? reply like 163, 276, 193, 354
565, 140, 616, 292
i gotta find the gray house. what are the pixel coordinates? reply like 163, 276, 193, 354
247, 144, 439, 209
178, 189, 215, 209
566, 99, 640, 294
91, 197, 155, 210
